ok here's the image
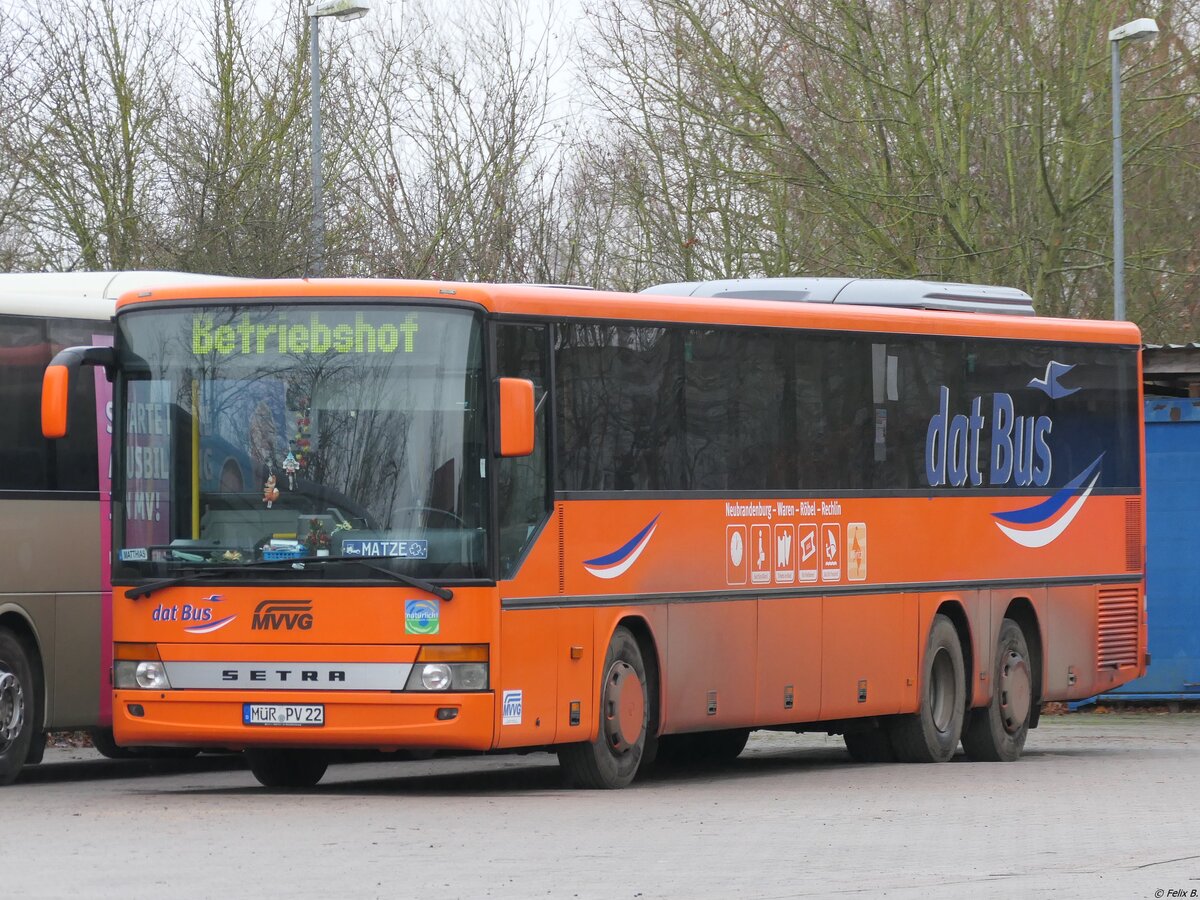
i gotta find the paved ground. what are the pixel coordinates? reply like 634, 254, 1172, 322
3, 712, 1198, 899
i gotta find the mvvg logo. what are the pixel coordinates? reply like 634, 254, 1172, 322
251, 600, 314, 631
502, 689, 523, 726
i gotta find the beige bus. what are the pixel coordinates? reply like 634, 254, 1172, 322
0, 271, 226, 784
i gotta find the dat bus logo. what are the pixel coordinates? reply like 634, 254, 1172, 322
924, 385, 1052, 488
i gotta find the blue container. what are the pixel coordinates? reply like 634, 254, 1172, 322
1100, 398, 1200, 700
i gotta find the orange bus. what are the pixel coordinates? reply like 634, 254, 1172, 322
42, 277, 1147, 788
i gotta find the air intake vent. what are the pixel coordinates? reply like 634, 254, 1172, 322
1124, 498, 1143, 572
1097, 587, 1140, 668
557, 505, 565, 595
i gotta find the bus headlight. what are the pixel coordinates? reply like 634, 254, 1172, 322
454, 663, 488, 691
113, 643, 171, 690
404, 645, 489, 691
114, 660, 172, 690
420, 663, 452, 691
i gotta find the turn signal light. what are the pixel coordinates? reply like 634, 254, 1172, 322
114, 642, 161, 661
415, 644, 488, 663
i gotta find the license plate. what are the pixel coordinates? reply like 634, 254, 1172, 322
242, 703, 324, 727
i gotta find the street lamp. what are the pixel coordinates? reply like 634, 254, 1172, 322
308, 1, 370, 277
1109, 16, 1158, 321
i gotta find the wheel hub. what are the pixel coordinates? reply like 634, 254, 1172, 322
602, 661, 644, 754
0, 669, 24, 750
998, 649, 1031, 734
929, 648, 956, 734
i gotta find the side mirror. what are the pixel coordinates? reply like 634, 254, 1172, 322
497, 377, 535, 457
41, 345, 115, 439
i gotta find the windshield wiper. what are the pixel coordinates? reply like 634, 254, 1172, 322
125, 555, 453, 601
291, 555, 453, 601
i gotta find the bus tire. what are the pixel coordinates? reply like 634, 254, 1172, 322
245, 749, 328, 788
90, 727, 137, 759
961, 618, 1033, 762
90, 727, 200, 760
0, 628, 36, 785
693, 729, 750, 763
656, 729, 750, 767
844, 725, 896, 763
890, 614, 965, 763
558, 626, 649, 789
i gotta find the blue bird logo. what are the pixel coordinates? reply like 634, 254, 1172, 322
1027, 361, 1079, 399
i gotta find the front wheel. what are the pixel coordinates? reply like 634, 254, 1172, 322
0, 629, 36, 786
90, 728, 200, 760
961, 618, 1033, 762
890, 614, 966, 763
245, 749, 329, 788
558, 626, 651, 789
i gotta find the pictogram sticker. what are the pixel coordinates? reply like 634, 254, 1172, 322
821, 523, 841, 582
798, 524, 817, 583
774, 524, 795, 584
847, 522, 867, 582
726, 525, 747, 585
750, 524, 770, 585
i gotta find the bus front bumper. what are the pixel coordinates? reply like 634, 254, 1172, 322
112, 690, 496, 752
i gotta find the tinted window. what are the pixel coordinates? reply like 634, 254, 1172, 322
496, 323, 551, 577
555, 324, 686, 491
555, 322, 1140, 493
0, 316, 50, 490
49, 318, 106, 491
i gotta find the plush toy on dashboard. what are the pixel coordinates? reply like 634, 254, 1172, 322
263, 472, 280, 508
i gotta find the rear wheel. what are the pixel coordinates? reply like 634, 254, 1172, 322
890, 614, 965, 763
694, 728, 749, 763
658, 729, 750, 766
843, 725, 896, 763
0, 629, 36, 786
245, 749, 328, 788
961, 618, 1033, 762
558, 626, 650, 789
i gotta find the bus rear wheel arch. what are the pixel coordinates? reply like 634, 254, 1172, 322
890, 613, 966, 763
0, 627, 36, 785
558, 625, 653, 789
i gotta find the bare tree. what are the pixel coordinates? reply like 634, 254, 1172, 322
7, 0, 179, 269
156, 0, 312, 276
577, 0, 1200, 335
327, 0, 572, 282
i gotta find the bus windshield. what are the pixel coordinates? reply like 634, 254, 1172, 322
112, 303, 487, 580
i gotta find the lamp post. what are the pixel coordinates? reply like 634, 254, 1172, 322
1109, 16, 1158, 321
308, 1, 369, 277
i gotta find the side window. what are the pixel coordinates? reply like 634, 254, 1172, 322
684, 328, 790, 490
49, 318, 107, 492
0, 315, 50, 490
555, 323, 687, 491
798, 334, 872, 491
496, 323, 551, 578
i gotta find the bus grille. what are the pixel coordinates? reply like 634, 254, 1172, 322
1097, 587, 1140, 669
1124, 498, 1142, 572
